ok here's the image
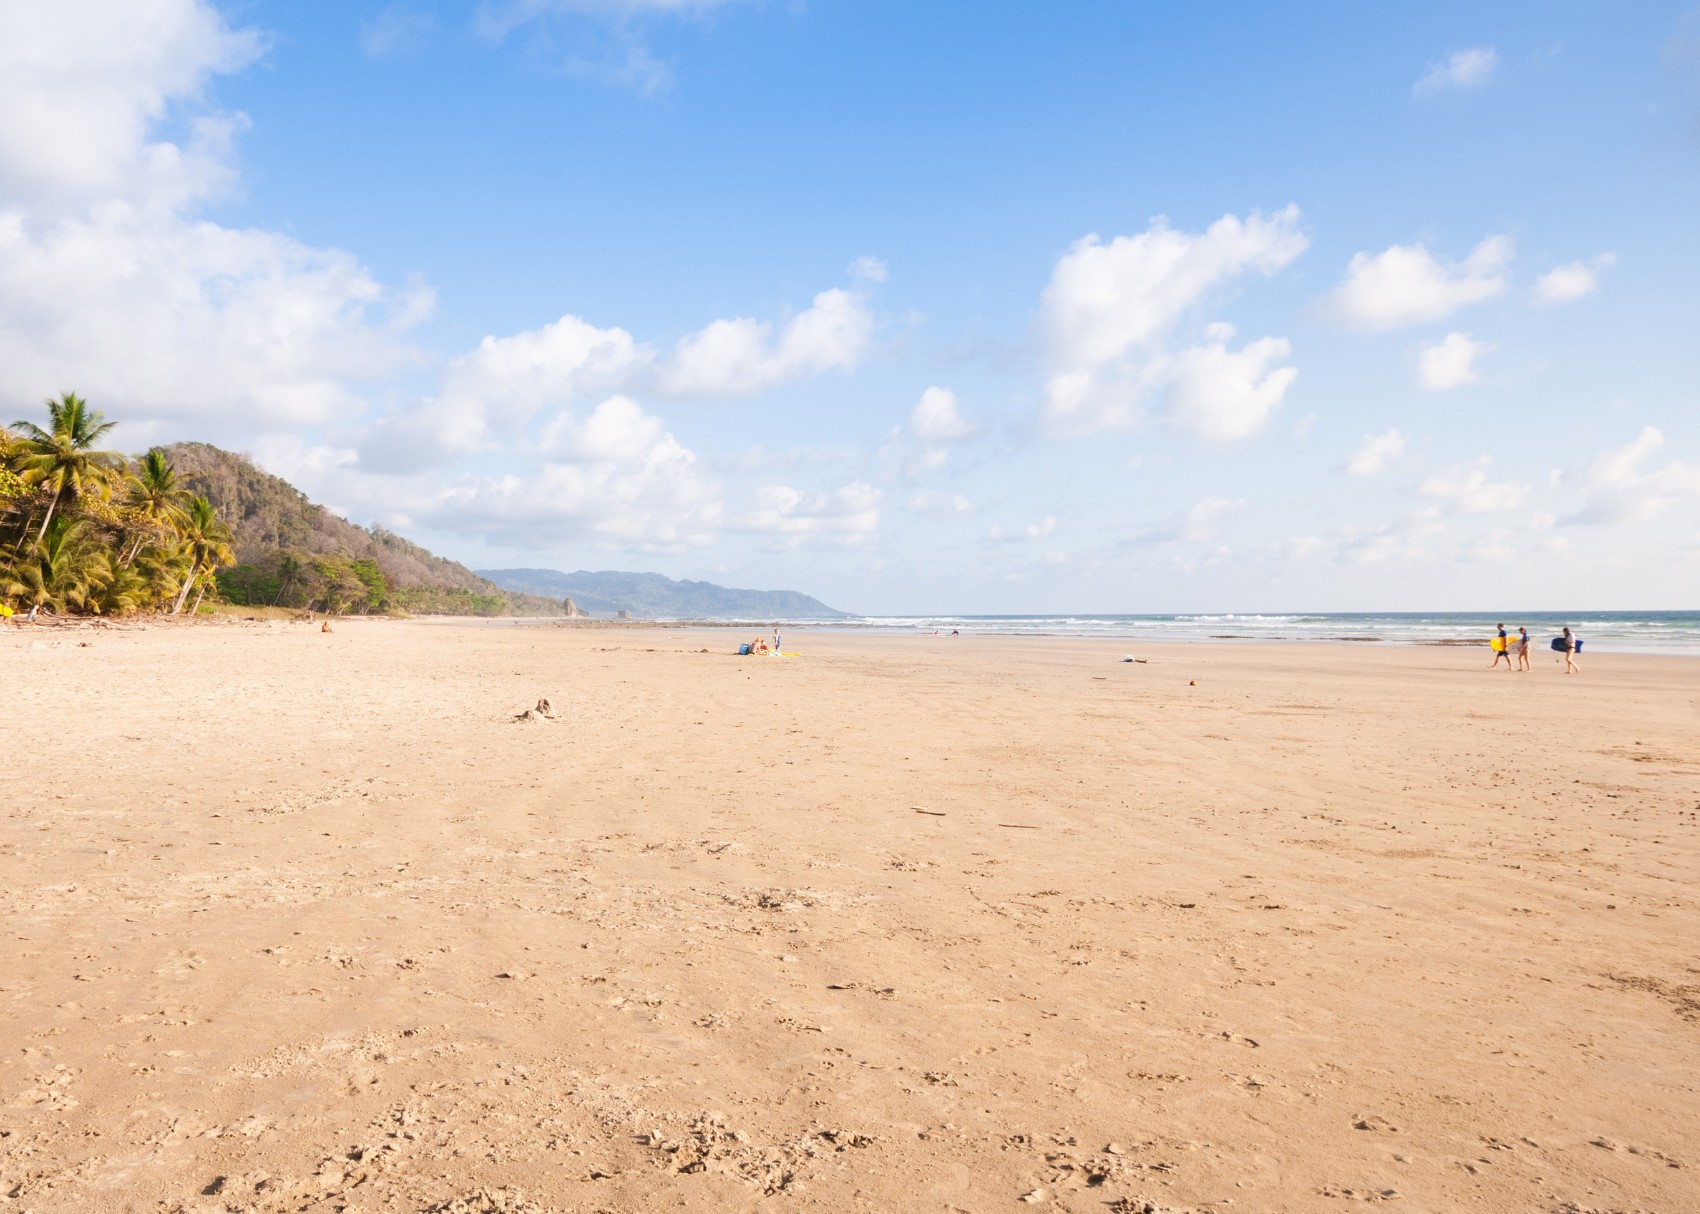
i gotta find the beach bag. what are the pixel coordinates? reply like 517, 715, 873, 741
738, 643, 751, 655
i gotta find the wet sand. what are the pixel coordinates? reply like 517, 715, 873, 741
2, 620, 1696, 1213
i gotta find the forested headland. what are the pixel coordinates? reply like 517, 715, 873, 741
1, 395, 563, 620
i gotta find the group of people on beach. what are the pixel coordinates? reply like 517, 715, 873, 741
1491, 624, 1580, 674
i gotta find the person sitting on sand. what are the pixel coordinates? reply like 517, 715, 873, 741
1489, 623, 1513, 671
1515, 627, 1532, 671
1560, 626, 1580, 675
751, 636, 769, 655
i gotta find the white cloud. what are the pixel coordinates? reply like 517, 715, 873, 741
1329, 236, 1512, 331
0, 0, 432, 443
0, 200, 430, 434
1417, 461, 1531, 514
1564, 426, 1700, 525
474, 0, 743, 95
1534, 254, 1616, 305
1037, 207, 1306, 437
565, 42, 674, 96
1159, 325, 1298, 441
909, 490, 973, 517
909, 386, 979, 443
1182, 496, 1244, 541
476, 0, 737, 41
0, 0, 266, 211
541, 394, 664, 462
362, 4, 436, 57
659, 287, 872, 398
1414, 47, 1500, 95
1417, 332, 1492, 390
1346, 428, 1407, 477
848, 254, 888, 284
1128, 495, 1245, 545
364, 280, 875, 470
1338, 508, 1447, 564
740, 481, 880, 547
882, 385, 983, 480
432, 396, 721, 551
1041, 206, 1307, 370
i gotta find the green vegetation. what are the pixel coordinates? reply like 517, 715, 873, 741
2, 394, 233, 617
2, 396, 563, 620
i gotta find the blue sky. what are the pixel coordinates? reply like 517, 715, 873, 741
2, 1, 1697, 612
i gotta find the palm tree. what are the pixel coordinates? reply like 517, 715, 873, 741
171, 495, 235, 614
11, 394, 124, 544
6, 516, 114, 613
133, 538, 189, 612
120, 448, 192, 565
272, 552, 306, 606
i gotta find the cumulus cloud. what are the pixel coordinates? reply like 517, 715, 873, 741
1534, 254, 1615, 305
909, 386, 977, 443
1129, 495, 1244, 545
1159, 325, 1298, 441
431, 396, 721, 551
1181, 496, 1244, 541
0, 0, 266, 210
880, 385, 983, 479
659, 287, 873, 398
1563, 426, 1700, 525
1041, 207, 1306, 369
1037, 207, 1307, 438
1414, 47, 1500, 95
2, 204, 430, 434
1328, 236, 1512, 331
739, 481, 880, 547
1346, 428, 1407, 477
364, 278, 876, 470
1416, 461, 1531, 514
1416, 332, 1492, 390
0, 0, 432, 443
1337, 508, 1446, 564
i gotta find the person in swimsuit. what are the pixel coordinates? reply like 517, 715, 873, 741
1489, 623, 1513, 671
1561, 627, 1580, 675
1515, 627, 1532, 671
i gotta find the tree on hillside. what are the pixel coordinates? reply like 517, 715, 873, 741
10, 393, 124, 544
121, 447, 192, 565
172, 495, 236, 614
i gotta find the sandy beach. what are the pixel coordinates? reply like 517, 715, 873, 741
2, 620, 1695, 1214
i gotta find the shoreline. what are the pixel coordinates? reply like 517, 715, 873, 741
15, 610, 1696, 659
396, 613, 1700, 656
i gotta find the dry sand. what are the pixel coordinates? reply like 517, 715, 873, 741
1, 620, 1696, 1214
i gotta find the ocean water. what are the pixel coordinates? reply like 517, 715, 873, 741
820, 611, 1700, 654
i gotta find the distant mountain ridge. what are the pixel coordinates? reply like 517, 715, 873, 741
477, 568, 848, 619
